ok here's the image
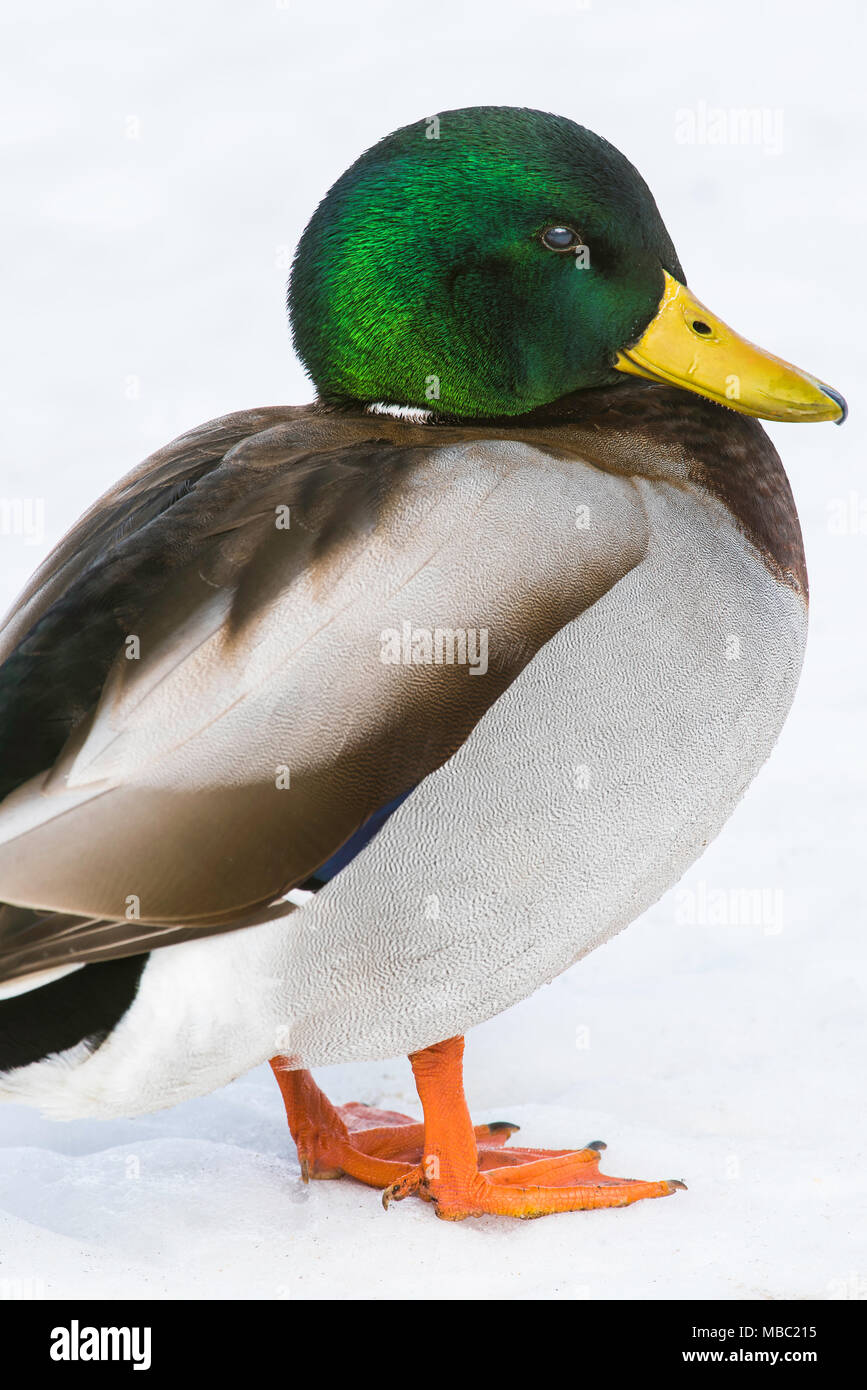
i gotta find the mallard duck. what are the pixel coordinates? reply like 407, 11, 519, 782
0, 107, 845, 1220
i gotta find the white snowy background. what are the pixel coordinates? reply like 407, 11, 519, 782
0, 0, 864, 1300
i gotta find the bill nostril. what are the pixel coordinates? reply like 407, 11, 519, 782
692, 320, 712, 336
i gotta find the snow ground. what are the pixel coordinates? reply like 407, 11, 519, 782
0, 0, 865, 1300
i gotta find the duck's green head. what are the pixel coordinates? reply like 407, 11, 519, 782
290, 106, 845, 424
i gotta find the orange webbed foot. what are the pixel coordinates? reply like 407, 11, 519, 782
384, 1142, 685, 1219
386, 1038, 686, 1221
270, 1043, 685, 1221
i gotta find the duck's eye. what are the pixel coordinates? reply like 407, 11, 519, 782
541, 226, 581, 251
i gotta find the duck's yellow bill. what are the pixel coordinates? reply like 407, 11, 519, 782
614, 270, 847, 424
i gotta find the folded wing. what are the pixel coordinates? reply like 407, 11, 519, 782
0, 408, 648, 981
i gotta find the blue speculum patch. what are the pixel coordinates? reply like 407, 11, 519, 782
307, 787, 415, 884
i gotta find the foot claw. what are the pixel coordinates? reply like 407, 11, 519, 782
382, 1169, 421, 1210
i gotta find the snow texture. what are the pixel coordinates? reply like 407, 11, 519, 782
0, 0, 864, 1301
